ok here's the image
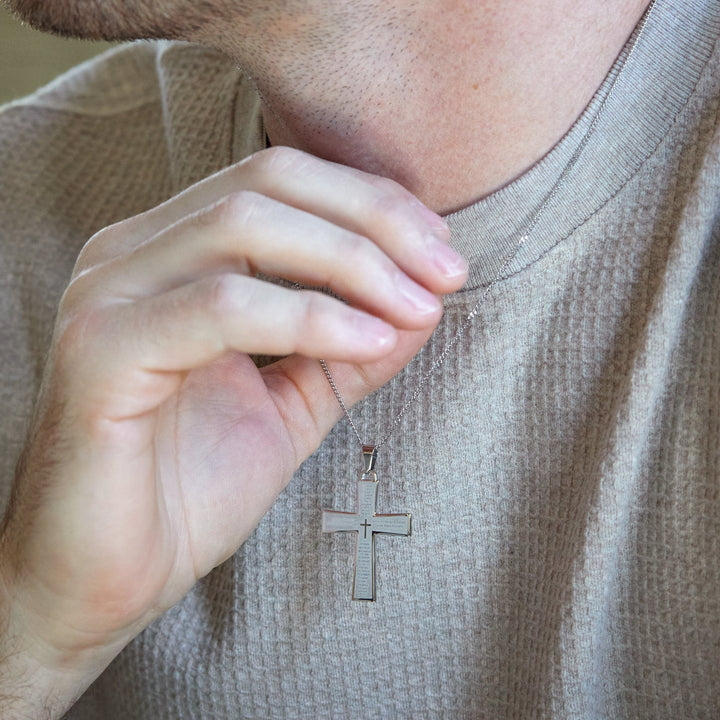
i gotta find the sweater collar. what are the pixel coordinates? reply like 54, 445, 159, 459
446, 0, 720, 290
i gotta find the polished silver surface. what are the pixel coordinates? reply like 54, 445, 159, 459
323, 475, 411, 601
362, 445, 378, 479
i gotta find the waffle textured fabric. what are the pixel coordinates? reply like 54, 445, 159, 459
2, 1, 720, 717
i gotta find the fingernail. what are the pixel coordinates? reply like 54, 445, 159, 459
396, 273, 442, 315
430, 240, 468, 278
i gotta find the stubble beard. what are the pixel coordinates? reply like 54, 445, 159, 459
3, 0, 226, 41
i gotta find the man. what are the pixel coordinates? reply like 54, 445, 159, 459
1, 0, 719, 717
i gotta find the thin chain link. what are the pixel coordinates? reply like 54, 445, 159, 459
320, 0, 656, 451
320, 358, 366, 446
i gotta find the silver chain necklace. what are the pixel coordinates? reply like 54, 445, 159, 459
321, 1, 656, 454
292, 1, 658, 600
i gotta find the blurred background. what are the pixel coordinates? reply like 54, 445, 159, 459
0, 4, 114, 104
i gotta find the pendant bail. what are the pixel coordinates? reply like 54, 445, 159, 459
362, 445, 377, 479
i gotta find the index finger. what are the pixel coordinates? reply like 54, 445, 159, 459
80, 148, 466, 292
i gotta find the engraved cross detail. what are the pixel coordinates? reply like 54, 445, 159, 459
322, 447, 411, 601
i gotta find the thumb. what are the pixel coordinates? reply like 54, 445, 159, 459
261, 324, 437, 464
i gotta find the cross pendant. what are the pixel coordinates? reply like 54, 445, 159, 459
322, 446, 411, 601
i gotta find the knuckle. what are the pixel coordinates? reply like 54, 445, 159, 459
296, 291, 322, 337
58, 270, 96, 316
203, 273, 248, 319
204, 190, 267, 232
338, 230, 373, 260
297, 290, 335, 345
73, 238, 97, 275
370, 175, 413, 204
368, 179, 419, 229
251, 145, 307, 178
73, 224, 119, 275
334, 231, 385, 276
372, 185, 413, 218
53, 306, 99, 369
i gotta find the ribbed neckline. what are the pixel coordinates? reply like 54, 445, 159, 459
236, 0, 720, 292
447, 0, 720, 290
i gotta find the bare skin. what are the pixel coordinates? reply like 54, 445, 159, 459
0, 148, 466, 717
6, 0, 652, 210
0, 0, 650, 717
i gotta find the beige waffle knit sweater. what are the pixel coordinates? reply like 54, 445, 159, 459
2, 1, 720, 717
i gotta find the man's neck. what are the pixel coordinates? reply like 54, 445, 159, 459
208, 0, 652, 213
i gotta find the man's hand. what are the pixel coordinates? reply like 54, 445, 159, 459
0, 147, 467, 716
